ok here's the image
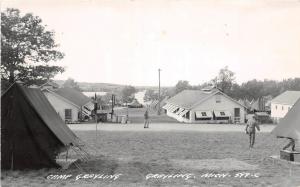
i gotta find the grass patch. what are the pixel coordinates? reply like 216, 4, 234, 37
2, 130, 300, 186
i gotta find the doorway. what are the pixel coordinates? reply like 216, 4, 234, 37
234, 108, 240, 123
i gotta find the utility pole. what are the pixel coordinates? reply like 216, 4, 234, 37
158, 68, 161, 115
94, 93, 98, 142
111, 94, 115, 120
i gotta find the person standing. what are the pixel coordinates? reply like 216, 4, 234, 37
144, 108, 149, 128
245, 115, 260, 148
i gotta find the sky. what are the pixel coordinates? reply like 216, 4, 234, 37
2, 0, 300, 87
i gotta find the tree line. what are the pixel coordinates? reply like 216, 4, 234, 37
145, 67, 300, 102
172, 78, 300, 101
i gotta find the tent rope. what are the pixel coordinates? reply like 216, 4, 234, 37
71, 147, 89, 162
72, 161, 84, 172
77, 138, 100, 156
81, 144, 99, 156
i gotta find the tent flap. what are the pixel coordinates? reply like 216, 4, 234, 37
271, 99, 300, 140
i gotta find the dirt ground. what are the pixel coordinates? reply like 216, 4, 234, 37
114, 107, 178, 123
68, 123, 275, 132
2, 124, 300, 187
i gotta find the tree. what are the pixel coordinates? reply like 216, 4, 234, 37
163, 87, 176, 98
213, 66, 235, 94
228, 78, 300, 100
227, 83, 243, 99
63, 78, 81, 91
175, 80, 191, 94
101, 93, 112, 105
239, 79, 276, 100
1, 8, 64, 90
121, 86, 137, 104
144, 89, 159, 102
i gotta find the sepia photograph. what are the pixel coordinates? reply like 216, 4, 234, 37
1, 0, 300, 186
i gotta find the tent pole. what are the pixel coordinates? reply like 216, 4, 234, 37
96, 114, 98, 143
10, 151, 14, 170
10, 143, 14, 170
66, 147, 69, 162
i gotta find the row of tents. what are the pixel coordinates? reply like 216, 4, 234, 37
238, 95, 273, 112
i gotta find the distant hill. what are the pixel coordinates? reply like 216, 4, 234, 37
53, 80, 170, 92
135, 86, 172, 90
78, 82, 125, 92
54, 80, 124, 92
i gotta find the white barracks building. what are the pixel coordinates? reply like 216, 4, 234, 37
271, 91, 300, 123
163, 88, 247, 124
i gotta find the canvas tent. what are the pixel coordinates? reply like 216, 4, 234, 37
1, 83, 81, 170
271, 98, 300, 140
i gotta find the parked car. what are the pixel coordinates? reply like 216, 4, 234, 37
127, 99, 143, 108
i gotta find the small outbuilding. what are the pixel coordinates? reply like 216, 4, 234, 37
42, 87, 94, 123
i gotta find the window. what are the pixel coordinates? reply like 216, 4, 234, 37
234, 108, 240, 117
275, 105, 277, 110
195, 111, 212, 120
65, 109, 72, 120
282, 106, 284, 110
216, 95, 221, 103
288, 107, 291, 111
220, 112, 225, 116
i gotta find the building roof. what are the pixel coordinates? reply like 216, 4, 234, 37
271, 91, 300, 105
41, 81, 59, 89
166, 89, 219, 109
166, 89, 247, 110
160, 96, 170, 105
54, 87, 92, 107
